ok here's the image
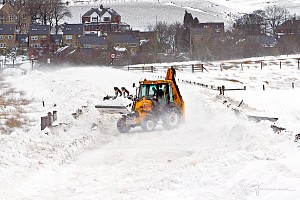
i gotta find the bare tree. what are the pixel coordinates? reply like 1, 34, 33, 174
25, 0, 41, 23
166, 22, 182, 54
38, 0, 52, 25
24, 0, 71, 31
234, 12, 265, 36
148, 21, 169, 53
49, 0, 72, 34
265, 5, 289, 36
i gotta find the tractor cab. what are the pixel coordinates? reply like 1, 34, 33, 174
137, 82, 174, 103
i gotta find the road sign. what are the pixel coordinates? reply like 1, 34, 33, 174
11, 47, 17, 52
11, 52, 16, 59
30, 55, 35, 60
110, 53, 116, 59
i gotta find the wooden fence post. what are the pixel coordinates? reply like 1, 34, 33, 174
292, 82, 295, 89
263, 85, 265, 91
47, 112, 53, 127
280, 61, 281, 69
142, 66, 144, 72
261, 62, 263, 70
53, 111, 57, 122
201, 64, 204, 72
221, 85, 225, 95
298, 60, 300, 70
241, 63, 243, 71
151, 66, 154, 73
41, 116, 48, 131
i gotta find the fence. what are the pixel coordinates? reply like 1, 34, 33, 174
126, 63, 207, 73
41, 111, 57, 131
126, 58, 300, 95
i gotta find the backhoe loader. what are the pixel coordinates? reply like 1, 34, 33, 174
96, 67, 185, 133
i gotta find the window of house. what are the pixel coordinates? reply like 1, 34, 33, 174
0, 43, 6, 48
9, 14, 14, 22
22, 14, 26, 20
66, 27, 71, 31
31, 43, 40, 48
66, 35, 72, 40
0, 35, 3, 40
8, 35, 13, 40
22, 23, 27, 29
104, 17, 110, 22
130, 43, 137, 47
84, 44, 92, 48
41, 35, 47, 40
92, 17, 98, 22
31, 36, 38, 40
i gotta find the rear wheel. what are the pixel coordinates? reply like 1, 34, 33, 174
162, 107, 180, 130
141, 118, 156, 132
117, 117, 130, 133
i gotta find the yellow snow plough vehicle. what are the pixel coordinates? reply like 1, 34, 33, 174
96, 67, 185, 133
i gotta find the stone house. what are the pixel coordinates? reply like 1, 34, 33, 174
62, 24, 85, 48
0, 24, 16, 49
78, 34, 109, 61
28, 24, 50, 56
0, 2, 31, 33
107, 33, 140, 57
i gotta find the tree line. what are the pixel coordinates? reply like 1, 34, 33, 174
5, 0, 71, 34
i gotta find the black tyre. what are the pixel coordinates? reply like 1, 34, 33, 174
162, 107, 180, 130
117, 117, 130, 133
141, 118, 156, 132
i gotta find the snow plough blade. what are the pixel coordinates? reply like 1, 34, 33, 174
95, 105, 129, 114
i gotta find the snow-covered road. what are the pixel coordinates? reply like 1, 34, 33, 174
1, 65, 300, 200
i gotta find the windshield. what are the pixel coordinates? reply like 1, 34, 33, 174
138, 84, 157, 98
138, 83, 173, 102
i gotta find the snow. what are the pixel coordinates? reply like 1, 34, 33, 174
66, 0, 300, 30
1, 0, 300, 199
1, 54, 300, 199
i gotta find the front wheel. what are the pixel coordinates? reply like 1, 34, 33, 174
117, 117, 130, 133
141, 118, 156, 132
162, 107, 180, 130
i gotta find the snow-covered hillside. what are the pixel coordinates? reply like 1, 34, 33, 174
64, 0, 300, 30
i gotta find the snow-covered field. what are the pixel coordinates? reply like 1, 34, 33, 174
1, 55, 300, 199
66, 0, 300, 30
